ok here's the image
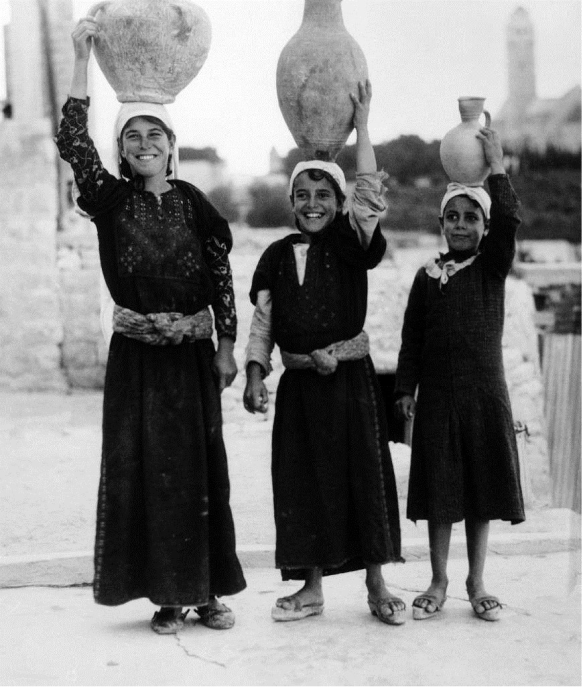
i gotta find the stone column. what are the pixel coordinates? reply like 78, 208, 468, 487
0, 0, 66, 389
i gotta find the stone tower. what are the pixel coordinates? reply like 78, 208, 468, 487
507, 6, 536, 114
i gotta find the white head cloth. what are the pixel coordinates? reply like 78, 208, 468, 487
440, 182, 491, 220
288, 160, 347, 196
113, 102, 179, 179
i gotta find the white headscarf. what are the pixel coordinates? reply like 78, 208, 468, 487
113, 101, 180, 179
288, 160, 347, 196
440, 182, 491, 220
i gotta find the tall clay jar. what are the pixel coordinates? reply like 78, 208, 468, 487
276, 0, 368, 161
88, 0, 212, 103
439, 97, 492, 186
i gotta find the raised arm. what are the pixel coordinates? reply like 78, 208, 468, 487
55, 18, 121, 212
348, 80, 387, 252
350, 79, 376, 174
477, 128, 521, 278
476, 126, 505, 177
70, 17, 100, 100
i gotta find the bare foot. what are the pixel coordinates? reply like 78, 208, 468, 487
466, 580, 502, 619
412, 581, 448, 618
275, 587, 323, 611
366, 578, 406, 612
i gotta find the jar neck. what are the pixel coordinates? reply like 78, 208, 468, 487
302, 0, 345, 28
458, 98, 485, 122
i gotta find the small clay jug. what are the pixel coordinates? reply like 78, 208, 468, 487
276, 0, 368, 161
439, 97, 492, 186
88, 0, 211, 104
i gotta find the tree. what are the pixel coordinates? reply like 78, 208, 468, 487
207, 185, 239, 223
283, 135, 445, 184
246, 182, 294, 228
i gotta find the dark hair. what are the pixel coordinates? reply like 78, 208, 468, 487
118, 115, 176, 183
290, 168, 346, 207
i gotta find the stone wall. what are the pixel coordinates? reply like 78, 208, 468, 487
58, 210, 108, 388
0, 119, 66, 390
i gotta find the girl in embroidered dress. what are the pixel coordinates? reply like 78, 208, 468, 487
243, 80, 405, 625
394, 127, 525, 622
55, 17, 246, 634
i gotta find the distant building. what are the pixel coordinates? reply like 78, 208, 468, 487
260, 146, 288, 187
495, 6, 581, 153
177, 146, 227, 193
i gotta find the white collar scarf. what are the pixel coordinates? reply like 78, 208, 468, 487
424, 253, 479, 289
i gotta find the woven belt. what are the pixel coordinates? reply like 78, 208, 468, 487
113, 304, 213, 345
281, 331, 369, 376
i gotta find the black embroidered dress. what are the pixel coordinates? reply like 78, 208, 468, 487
395, 175, 525, 524
250, 217, 402, 580
56, 97, 246, 606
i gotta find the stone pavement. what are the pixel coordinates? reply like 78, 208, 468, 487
0, 391, 580, 685
0, 552, 580, 686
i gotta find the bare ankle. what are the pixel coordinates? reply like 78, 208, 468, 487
430, 576, 448, 589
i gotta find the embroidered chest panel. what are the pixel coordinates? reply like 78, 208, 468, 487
116, 189, 205, 282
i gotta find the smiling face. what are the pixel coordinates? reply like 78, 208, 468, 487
292, 172, 339, 236
440, 195, 489, 254
120, 116, 174, 181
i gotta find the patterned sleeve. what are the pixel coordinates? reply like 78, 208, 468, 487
203, 236, 237, 340
54, 97, 119, 212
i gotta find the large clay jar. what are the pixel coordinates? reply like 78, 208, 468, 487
276, 0, 368, 161
439, 97, 492, 186
88, 0, 211, 103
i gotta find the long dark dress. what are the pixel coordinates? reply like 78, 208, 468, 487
250, 217, 403, 580
56, 98, 246, 606
395, 175, 525, 524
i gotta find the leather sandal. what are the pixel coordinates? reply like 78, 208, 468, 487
367, 595, 406, 625
271, 595, 324, 622
150, 607, 189, 634
412, 593, 447, 620
195, 600, 235, 630
470, 595, 503, 621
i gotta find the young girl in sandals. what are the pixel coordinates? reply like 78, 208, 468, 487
243, 80, 405, 626
394, 126, 525, 622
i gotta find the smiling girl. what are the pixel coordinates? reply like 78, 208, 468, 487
243, 81, 405, 626
55, 17, 246, 633
394, 127, 525, 622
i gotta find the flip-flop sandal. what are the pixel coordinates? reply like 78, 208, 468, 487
470, 595, 503, 621
412, 593, 447, 620
195, 601, 235, 630
271, 595, 324, 622
367, 596, 406, 625
150, 607, 189, 634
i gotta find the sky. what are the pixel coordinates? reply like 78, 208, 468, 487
0, 0, 580, 176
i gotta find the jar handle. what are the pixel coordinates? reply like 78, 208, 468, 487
483, 110, 491, 128
88, 1, 111, 19
169, 1, 195, 38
